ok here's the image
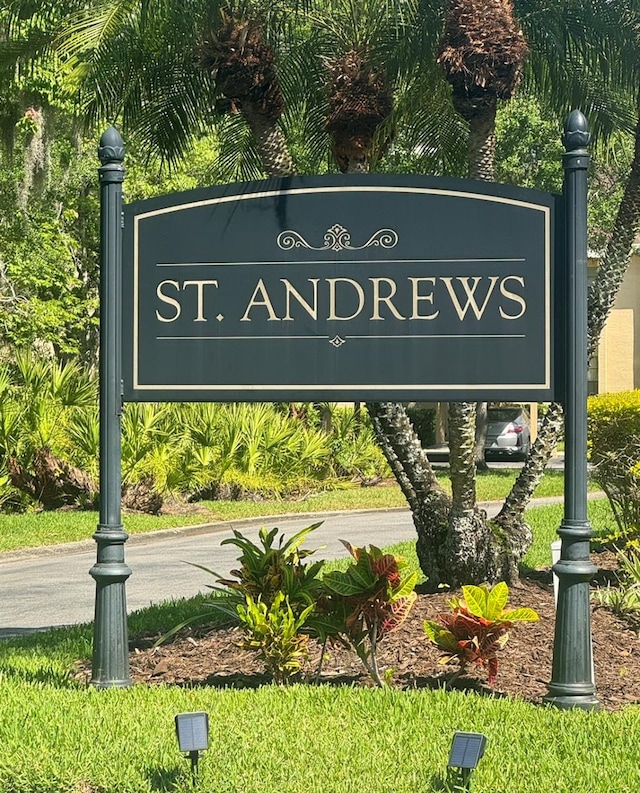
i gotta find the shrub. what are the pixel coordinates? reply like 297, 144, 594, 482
424, 582, 539, 684
405, 406, 436, 446
587, 391, 640, 545
176, 523, 328, 683
327, 406, 389, 481
216, 523, 325, 614
592, 548, 640, 619
236, 592, 315, 684
322, 542, 418, 686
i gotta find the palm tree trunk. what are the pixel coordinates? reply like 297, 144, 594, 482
443, 101, 500, 582
494, 402, 563, 529
242, 105, 295, 177
500, 86, 640, 524
588, 87, 640, 361
474, 401, 489, 471
467, 99, 496, 181
346, 159, 367, 173
448, 401, 477, 511
366, 401, 454, 588
467, 101, 497, 470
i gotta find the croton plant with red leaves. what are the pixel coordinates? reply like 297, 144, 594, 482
322, 541, 418, 686
424, 582, 539, 684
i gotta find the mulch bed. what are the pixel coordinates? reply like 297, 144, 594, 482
89, 552, 640, 711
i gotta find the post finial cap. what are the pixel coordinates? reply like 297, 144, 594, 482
98, 126, 125, 165
563, 110, 590, 151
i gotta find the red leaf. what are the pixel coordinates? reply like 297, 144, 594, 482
371, 554, 399, 582
487, 657, 499, 685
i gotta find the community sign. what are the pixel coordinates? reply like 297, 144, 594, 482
122, 174, 562, 402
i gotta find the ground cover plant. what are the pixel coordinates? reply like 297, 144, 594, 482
1, 678, 640, 793
0, 358, 389, 512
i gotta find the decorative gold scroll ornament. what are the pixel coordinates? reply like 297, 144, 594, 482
277, 224, 398, 252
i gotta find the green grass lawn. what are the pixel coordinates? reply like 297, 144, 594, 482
0, 676, 638, 793
0, 469, 578, 554
0, 499, 635, 793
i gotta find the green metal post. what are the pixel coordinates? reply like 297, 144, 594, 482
90, 127, 132, 688
544, 110, 599, 710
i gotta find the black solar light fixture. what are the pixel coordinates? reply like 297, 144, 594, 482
175, 712, 209, 782
447, 732, 487, 792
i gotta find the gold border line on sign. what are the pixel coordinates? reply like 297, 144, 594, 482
132, 186, 551, 392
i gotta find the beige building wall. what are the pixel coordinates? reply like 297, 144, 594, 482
595, 254, 640, 393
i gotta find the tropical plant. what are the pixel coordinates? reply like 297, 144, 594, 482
180, 523, 343, 681
1, 352, 98, 508
424, 581, 539, 684
216, 523, 326, 613
322, 541, 418, 686
326, 405, 389, 481
236, 591, 315, 683
592, 547, 640, 619
159, 523, 330, 680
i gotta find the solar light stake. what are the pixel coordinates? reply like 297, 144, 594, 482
175, 713, 209, 784
188, 751, 199, 783
447, 732, 486, 793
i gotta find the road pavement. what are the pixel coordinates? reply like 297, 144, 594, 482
0, 507, 420, 636
0, 472, 569, 638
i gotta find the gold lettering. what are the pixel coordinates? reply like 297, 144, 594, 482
370, 278, 405, 320
440, 276, 500, 320
327, 278, 365, 320
499, 276, 527, 319
281, 278, 319, 321
155, 280, 181, 322
182, 280, 219, 322
409, 277, 439, 320
240, 279, 281, 321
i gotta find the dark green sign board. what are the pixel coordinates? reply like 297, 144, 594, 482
123, 175, 562, 401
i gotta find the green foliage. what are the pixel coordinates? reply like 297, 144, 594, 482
405, 406, 436, 447
171, 523, 329, 681
424, 582, 539, 684
237, 592, 314, 683
0, 365, 391, 509
323, 541, 418, 686
217, 523, 325, 613
326, 405, 389, 479
495, 97, 564, 194
0, 353, 96, 508
592, 548, 640, 619
587, 391, 640, 545
0, 82, 222, 360
495, 95, 629, 252
0, 111, 100, 358
587, 131, 634, 252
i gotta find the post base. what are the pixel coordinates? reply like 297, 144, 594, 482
543, 693, 600, 711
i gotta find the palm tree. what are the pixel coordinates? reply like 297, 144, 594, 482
438, 0, 528, 180
2, 1, 301, 177
400, 0, 640, 588
5, 0, 640, 589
